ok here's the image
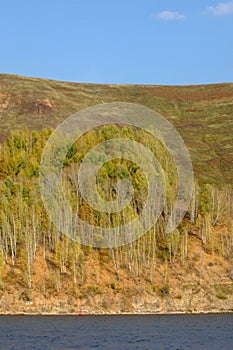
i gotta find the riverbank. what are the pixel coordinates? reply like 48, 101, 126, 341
1, 309, 233, 316
1, 281, 233, 316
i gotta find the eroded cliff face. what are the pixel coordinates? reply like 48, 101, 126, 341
0, 236, 232, 315
1, 276, 233, 315
1, 291, 233, 315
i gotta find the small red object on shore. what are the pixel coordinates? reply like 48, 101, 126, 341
78, 310, 83, 316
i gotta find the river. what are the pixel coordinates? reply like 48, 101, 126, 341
0, 314, 232, 349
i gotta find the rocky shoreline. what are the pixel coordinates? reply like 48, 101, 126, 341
1, 286, 233, 316
1, 310, 233, 316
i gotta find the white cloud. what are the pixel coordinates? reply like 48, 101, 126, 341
206, 1, 233, 15
155, 11, 186, 21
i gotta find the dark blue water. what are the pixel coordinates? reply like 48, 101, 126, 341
0, 314, 232, 350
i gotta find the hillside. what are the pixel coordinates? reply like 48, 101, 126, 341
0, 74, 233, 184
0, 74, 233, 315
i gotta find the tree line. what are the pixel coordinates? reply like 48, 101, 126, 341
0, 128, 232, 292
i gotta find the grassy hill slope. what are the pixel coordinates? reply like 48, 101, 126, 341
0, 74, 233, 185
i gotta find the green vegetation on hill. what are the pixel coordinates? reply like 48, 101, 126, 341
0, 74, 232, 313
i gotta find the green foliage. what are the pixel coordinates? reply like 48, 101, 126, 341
0, 125, 232, 297
158, 284, 170, 297
110, 281, 119, 291
85, 285, 101, 296
216, 293, 228, 300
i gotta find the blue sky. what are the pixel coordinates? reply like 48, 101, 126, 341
0, 0, 233, 85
